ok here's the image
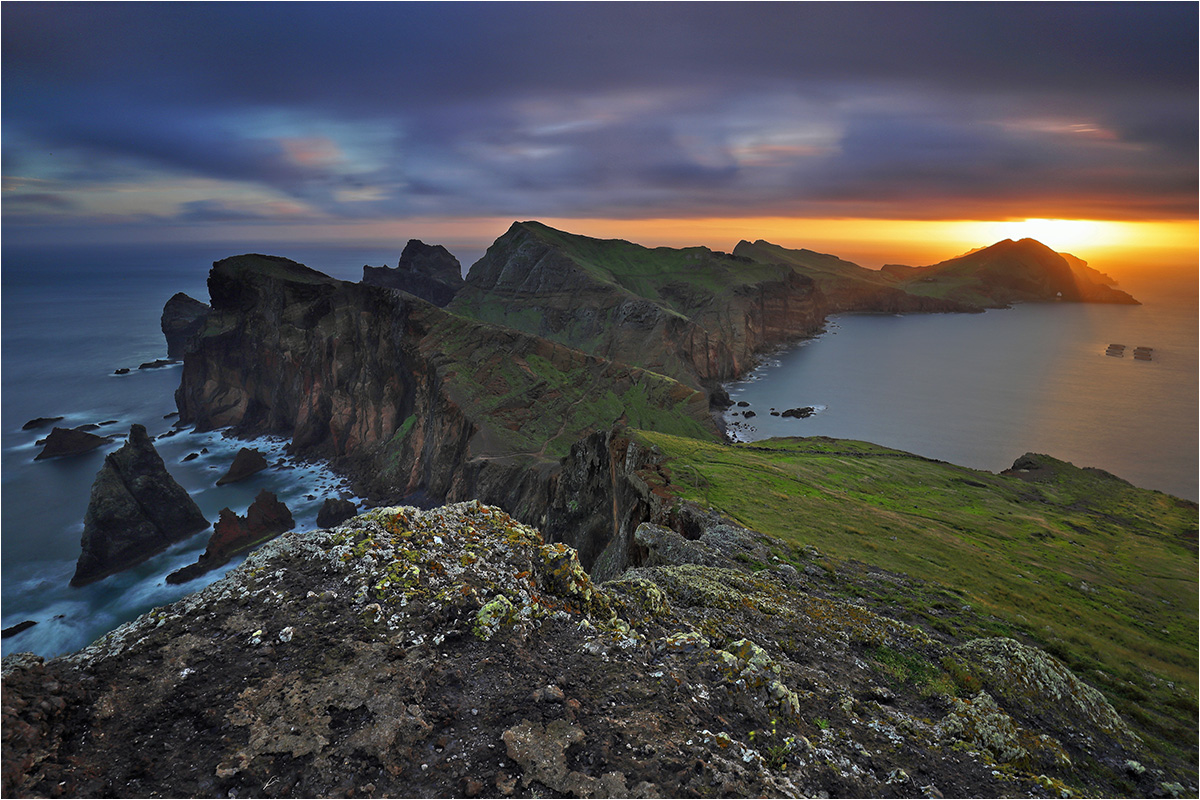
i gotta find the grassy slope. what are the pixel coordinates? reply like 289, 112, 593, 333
733, 239, 899, 289
515, 222, 792, 314
629, 430, 1199, 759
420, 315, 716, 459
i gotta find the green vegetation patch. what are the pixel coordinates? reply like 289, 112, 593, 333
424, 316, 716, 459
630, 429, 1199, 760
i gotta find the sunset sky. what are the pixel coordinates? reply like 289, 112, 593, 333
3, 2, 1196, 269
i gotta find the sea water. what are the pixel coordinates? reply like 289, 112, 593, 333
725, 269, 1198, 503
1, 242, 401, 659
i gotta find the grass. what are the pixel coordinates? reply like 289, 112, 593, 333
420, 315, 716, 459
628, 429, 1198, 758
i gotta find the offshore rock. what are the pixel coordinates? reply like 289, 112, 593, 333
34, 427, 109, 460
160, 292, 211, 358
215, 447, 268, 485
361, 239, 465, 307
71, 424, 209, 586
316, 497, 358, 528
1, 502, 1163, 798
21, 416, 64, 431
167, 490, 294, 584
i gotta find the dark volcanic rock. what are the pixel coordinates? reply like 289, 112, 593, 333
114, 368, 130, 375
781, 406, 815, 418
138, 358, 176, 370
161, 292, 211, 358
167, 490, 294, 584
316, 497, 358, 528
34, 427, 109, 460
176, 252, 711, 520
215, 447, 268, 485
1, 620, 37, 638
71, 424, 209, 587
361, 239, 465, 307
0, 502, 1163, 799
21, 416, 63, 431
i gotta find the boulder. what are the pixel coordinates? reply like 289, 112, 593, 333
215, 447, 269, 485
71, 425, 210, 587
138, 359, 175, 370
781, 406, 815, 419
316, 498, 358, 528
161, 292, 211, 358
35, 427, 109, 461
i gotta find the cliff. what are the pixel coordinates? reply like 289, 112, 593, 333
3, 501, 1176, 798
361, 239, 465, 307
881, 238, 1140, 307
450, 222, 827, 390
175, 253, 716, 518
732, 239, 979, 314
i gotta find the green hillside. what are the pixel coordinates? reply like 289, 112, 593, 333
628, 430, 1199, 762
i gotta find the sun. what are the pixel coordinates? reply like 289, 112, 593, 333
969, 218, 1130, 254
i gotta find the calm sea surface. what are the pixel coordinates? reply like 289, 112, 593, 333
725, 270, 1198, 502
2, 243, 1196, 659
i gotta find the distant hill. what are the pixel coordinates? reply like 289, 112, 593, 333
732, 239, 977, 313
739, 237, 1138, 310
881, 238, 1139, 307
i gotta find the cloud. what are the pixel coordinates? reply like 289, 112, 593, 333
1, 3, 1194, 234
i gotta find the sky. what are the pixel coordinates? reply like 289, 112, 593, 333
3, 2, 1197, 269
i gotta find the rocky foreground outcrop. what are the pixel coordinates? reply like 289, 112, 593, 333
362, 239, 465, 307
71, 424, 209, 586
3, 502, 1176, 798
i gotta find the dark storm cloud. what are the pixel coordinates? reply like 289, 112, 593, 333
2, 2, 1195, 228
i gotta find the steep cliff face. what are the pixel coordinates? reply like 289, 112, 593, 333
450, 222, 827, 389
362, 238, 465, 307
160, 292, 211, 358
176, 254, 716, 520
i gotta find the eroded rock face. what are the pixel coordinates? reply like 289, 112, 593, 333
361, 239, 465, 307
71, 424, 209, 586
2, 502, 1166, 798
160, 292, 211, 358
168, 490, 295, 584
176, 253, 714, 521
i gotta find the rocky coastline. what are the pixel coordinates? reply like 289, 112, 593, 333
4, 223, 1192, 799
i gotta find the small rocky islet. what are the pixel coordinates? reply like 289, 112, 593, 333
4, 223, 1194, 798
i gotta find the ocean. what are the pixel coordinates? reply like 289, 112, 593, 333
2, 243, 1195, 660
724, 268, 1198, 503
1, 242, 399, 659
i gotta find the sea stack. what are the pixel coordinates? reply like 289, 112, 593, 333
72, 424, 209, 587
161, 292, 211, 358
361, 239, 465, 307
166, 490, 294, 584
